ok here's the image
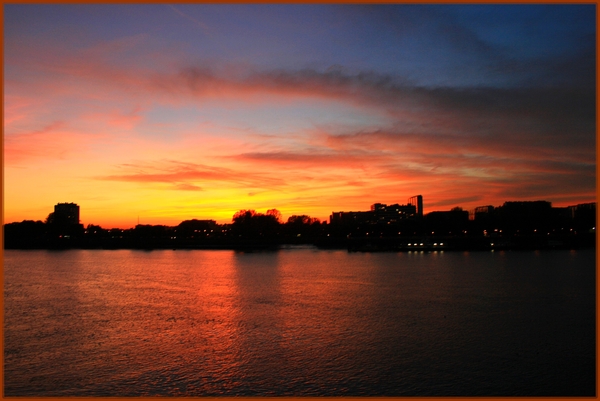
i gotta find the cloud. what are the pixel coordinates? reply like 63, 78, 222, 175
97, 159, 285, 190
5, 26, 594, 212
167, 5, 211, 35
145, 67, 594, 164
8, 31, 594, 145
106, 106, 144, 130
319, 114, 594, 166
3, 95, 42, 127
4, 121, 106, 165
229, 150, 389, 170
173, 183, 203, 191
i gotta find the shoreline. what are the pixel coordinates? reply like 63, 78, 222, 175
4, 234, 595, 252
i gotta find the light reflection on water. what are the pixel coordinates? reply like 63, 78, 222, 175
3, 249, 596, 396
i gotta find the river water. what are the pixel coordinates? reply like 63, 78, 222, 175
3, 248, 596, 396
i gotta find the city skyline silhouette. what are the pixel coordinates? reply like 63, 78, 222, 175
5, 198, 596, 251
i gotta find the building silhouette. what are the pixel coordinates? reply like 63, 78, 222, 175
2, 198, 597, 250
469, 205, 494, 221
43, 202, 84, 243
425, 207, 469, 234
49, 202, 80, 225
55, 202, 80, 224
408, 195, 423, 218
330, 197, 422, 226
568, 202, 596, 220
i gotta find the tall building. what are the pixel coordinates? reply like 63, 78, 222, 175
53, 203, 80, 225
408, 195, 423, 218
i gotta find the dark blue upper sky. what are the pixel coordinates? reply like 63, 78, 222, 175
5, 3, 595, 88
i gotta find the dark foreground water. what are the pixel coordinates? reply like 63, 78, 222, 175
3, 248, 596, 396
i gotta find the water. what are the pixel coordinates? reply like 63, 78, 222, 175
3, 248, 596, 396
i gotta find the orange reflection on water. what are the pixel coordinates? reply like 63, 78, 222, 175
3, 249, 597, 396
5, 250, 250, 395
150, 250, 245, 389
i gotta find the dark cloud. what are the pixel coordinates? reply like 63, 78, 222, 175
496, 174, 596, 200
148, 64, 594, 205
489, 44, 596, 89
155, 66, 594, 158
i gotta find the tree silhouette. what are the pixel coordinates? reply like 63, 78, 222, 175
266, 209, 282, 223
232, 209, 281, 239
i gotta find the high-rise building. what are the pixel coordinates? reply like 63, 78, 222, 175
408, 195, 423, 218
53, 203, 80, 225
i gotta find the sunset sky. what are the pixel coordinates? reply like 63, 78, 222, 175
4, 4, 596, 228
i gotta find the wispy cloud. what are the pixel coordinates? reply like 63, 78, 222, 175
4, 121, 108, 165
229, 150, 386, 169
167, 5, 211, 35
97, 160, 285, 190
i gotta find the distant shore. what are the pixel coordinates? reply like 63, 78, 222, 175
4, 233, 595, 252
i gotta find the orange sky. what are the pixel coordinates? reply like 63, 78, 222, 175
4, 4, 596, 228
